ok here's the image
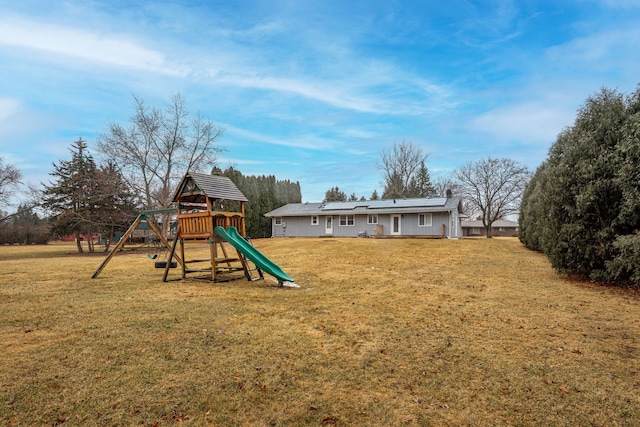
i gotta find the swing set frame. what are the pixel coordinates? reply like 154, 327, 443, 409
91, 208, 182, 279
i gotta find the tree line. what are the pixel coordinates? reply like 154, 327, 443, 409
213, 166, 301, 238
0, 204, 49, 244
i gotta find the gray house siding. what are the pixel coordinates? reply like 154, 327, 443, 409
332, 214, 370, 237
266, 197, 465, 239
272, 216, 320, 237
272, 215, 374, 237
271, 212, 457, 237
387, 212, 450, 237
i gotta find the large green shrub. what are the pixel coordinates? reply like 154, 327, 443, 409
520, 86, 640, 286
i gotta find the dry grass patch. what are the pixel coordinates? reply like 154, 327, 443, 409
1, 238, 639, 426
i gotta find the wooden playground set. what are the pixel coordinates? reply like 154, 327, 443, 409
92, 173, 294, 285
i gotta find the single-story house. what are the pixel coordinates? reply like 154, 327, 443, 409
461, 219, 519, 237
264, 196, 465, 238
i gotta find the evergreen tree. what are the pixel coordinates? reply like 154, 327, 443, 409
219, 167, 302, 238
92, 161, 140, 251
407, 160, 436, 197
519, 85, 640, 285
381, 172, 404, 199
43, 138, 98, 252
518, 162, 549, 252
370, 189, 379, 200
323, 186, 347, 202
43, 139, 139, 252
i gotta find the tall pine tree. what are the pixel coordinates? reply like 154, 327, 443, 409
43, 139, 139, 252
43, 138, 98, 252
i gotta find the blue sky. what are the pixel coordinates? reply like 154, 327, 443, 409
1, 0, 639, 205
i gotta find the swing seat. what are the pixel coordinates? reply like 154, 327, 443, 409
155, 261, 177, 269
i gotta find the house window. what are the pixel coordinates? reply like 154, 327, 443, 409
274, 217, 282, 225
339, 215, 355, 226
311, 215, 319, 225
368, 214, 378, 224
418, 213, 432, 227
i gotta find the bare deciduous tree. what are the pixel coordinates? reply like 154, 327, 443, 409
433, 175, 460, 198
97, 94, 224, 212
456, 157, 531, 238
377, 141, 433, 199
0, 157, 22, 212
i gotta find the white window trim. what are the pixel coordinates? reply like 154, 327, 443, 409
274, 217, 282, 225
368, 214, 378, 224
339, 214, 355, 226
311, 215, 319, 225
418, 213, 432, 227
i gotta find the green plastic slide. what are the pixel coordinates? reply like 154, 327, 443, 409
214, 226, 295, 284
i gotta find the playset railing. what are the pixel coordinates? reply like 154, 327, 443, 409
178, 211, 245, 240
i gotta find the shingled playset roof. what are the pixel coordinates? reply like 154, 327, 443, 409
172, 173, 248, 204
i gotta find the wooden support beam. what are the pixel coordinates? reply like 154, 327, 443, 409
210, 239, 217, 281
91, 215, 143, 279
240, 202, 246, 236
163, 224, 181, 282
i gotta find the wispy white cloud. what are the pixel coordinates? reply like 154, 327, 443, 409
0, 97, 23, 122
223, 124, 326, 150
0, 98, 62, 147
469, 102, 573, 145
216, 73, 383, 114
0, 16, 188, 76
342, 128, 380, 140
546, 26, 640, 71
0, 7, 454, 119
453, 0, 524, 47
212, 68, 455, 118
588, 0, 640, 9
218, 20, 287, 41
217, 157, 264, 166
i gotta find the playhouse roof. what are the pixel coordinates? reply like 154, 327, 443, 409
172, 172, 248, 204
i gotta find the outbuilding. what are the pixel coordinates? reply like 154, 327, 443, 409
461, 219, 519, 237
